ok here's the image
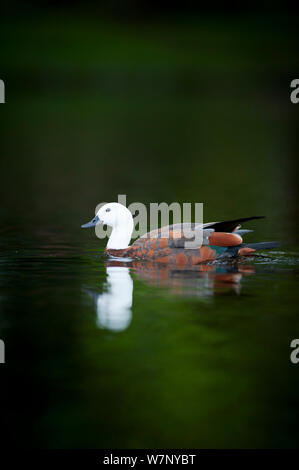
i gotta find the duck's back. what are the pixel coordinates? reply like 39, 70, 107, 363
107, 222, 236, 265
106, 217, 277, 265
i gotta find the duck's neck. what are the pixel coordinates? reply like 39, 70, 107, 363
107, 222, 133, 250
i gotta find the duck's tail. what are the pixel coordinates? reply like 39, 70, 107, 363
225, 241, 280, 257
244, 241, 280, 251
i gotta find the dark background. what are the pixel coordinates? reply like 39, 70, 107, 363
1, 2, 299, 449
1, 3, 298, 238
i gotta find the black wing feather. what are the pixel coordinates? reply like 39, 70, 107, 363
205, 216, 265, 233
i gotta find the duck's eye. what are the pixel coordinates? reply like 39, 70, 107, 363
106, 208, 111, 212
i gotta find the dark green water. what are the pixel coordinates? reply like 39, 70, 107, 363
0, 13, 299, 448
1, 225, 299, 448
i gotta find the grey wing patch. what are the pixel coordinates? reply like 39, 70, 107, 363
140, 223, 215, 249
167, 228, 215, 249
141, 223, 203, 239
234, 229, 253, 236
139, 218, 260, 248
140, 223, 193, 239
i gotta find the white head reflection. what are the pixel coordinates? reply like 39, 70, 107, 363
85, 266, 133, 332
96, 266, 133, 332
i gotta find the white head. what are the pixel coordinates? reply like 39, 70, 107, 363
81, 202, 134, 250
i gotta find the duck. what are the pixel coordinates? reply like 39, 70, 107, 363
81, 203, 279, 266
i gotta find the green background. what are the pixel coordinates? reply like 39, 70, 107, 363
0, 6, 299, 448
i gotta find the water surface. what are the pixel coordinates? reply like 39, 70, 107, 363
1, 221, 299, 448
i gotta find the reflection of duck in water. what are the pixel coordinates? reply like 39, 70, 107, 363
131, 261, 255, 297
84, 266, 133, 332
83, 262, 255, 333
84, 260, 255, 332
82, 203, 279, 264
109, 260, 255, 298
